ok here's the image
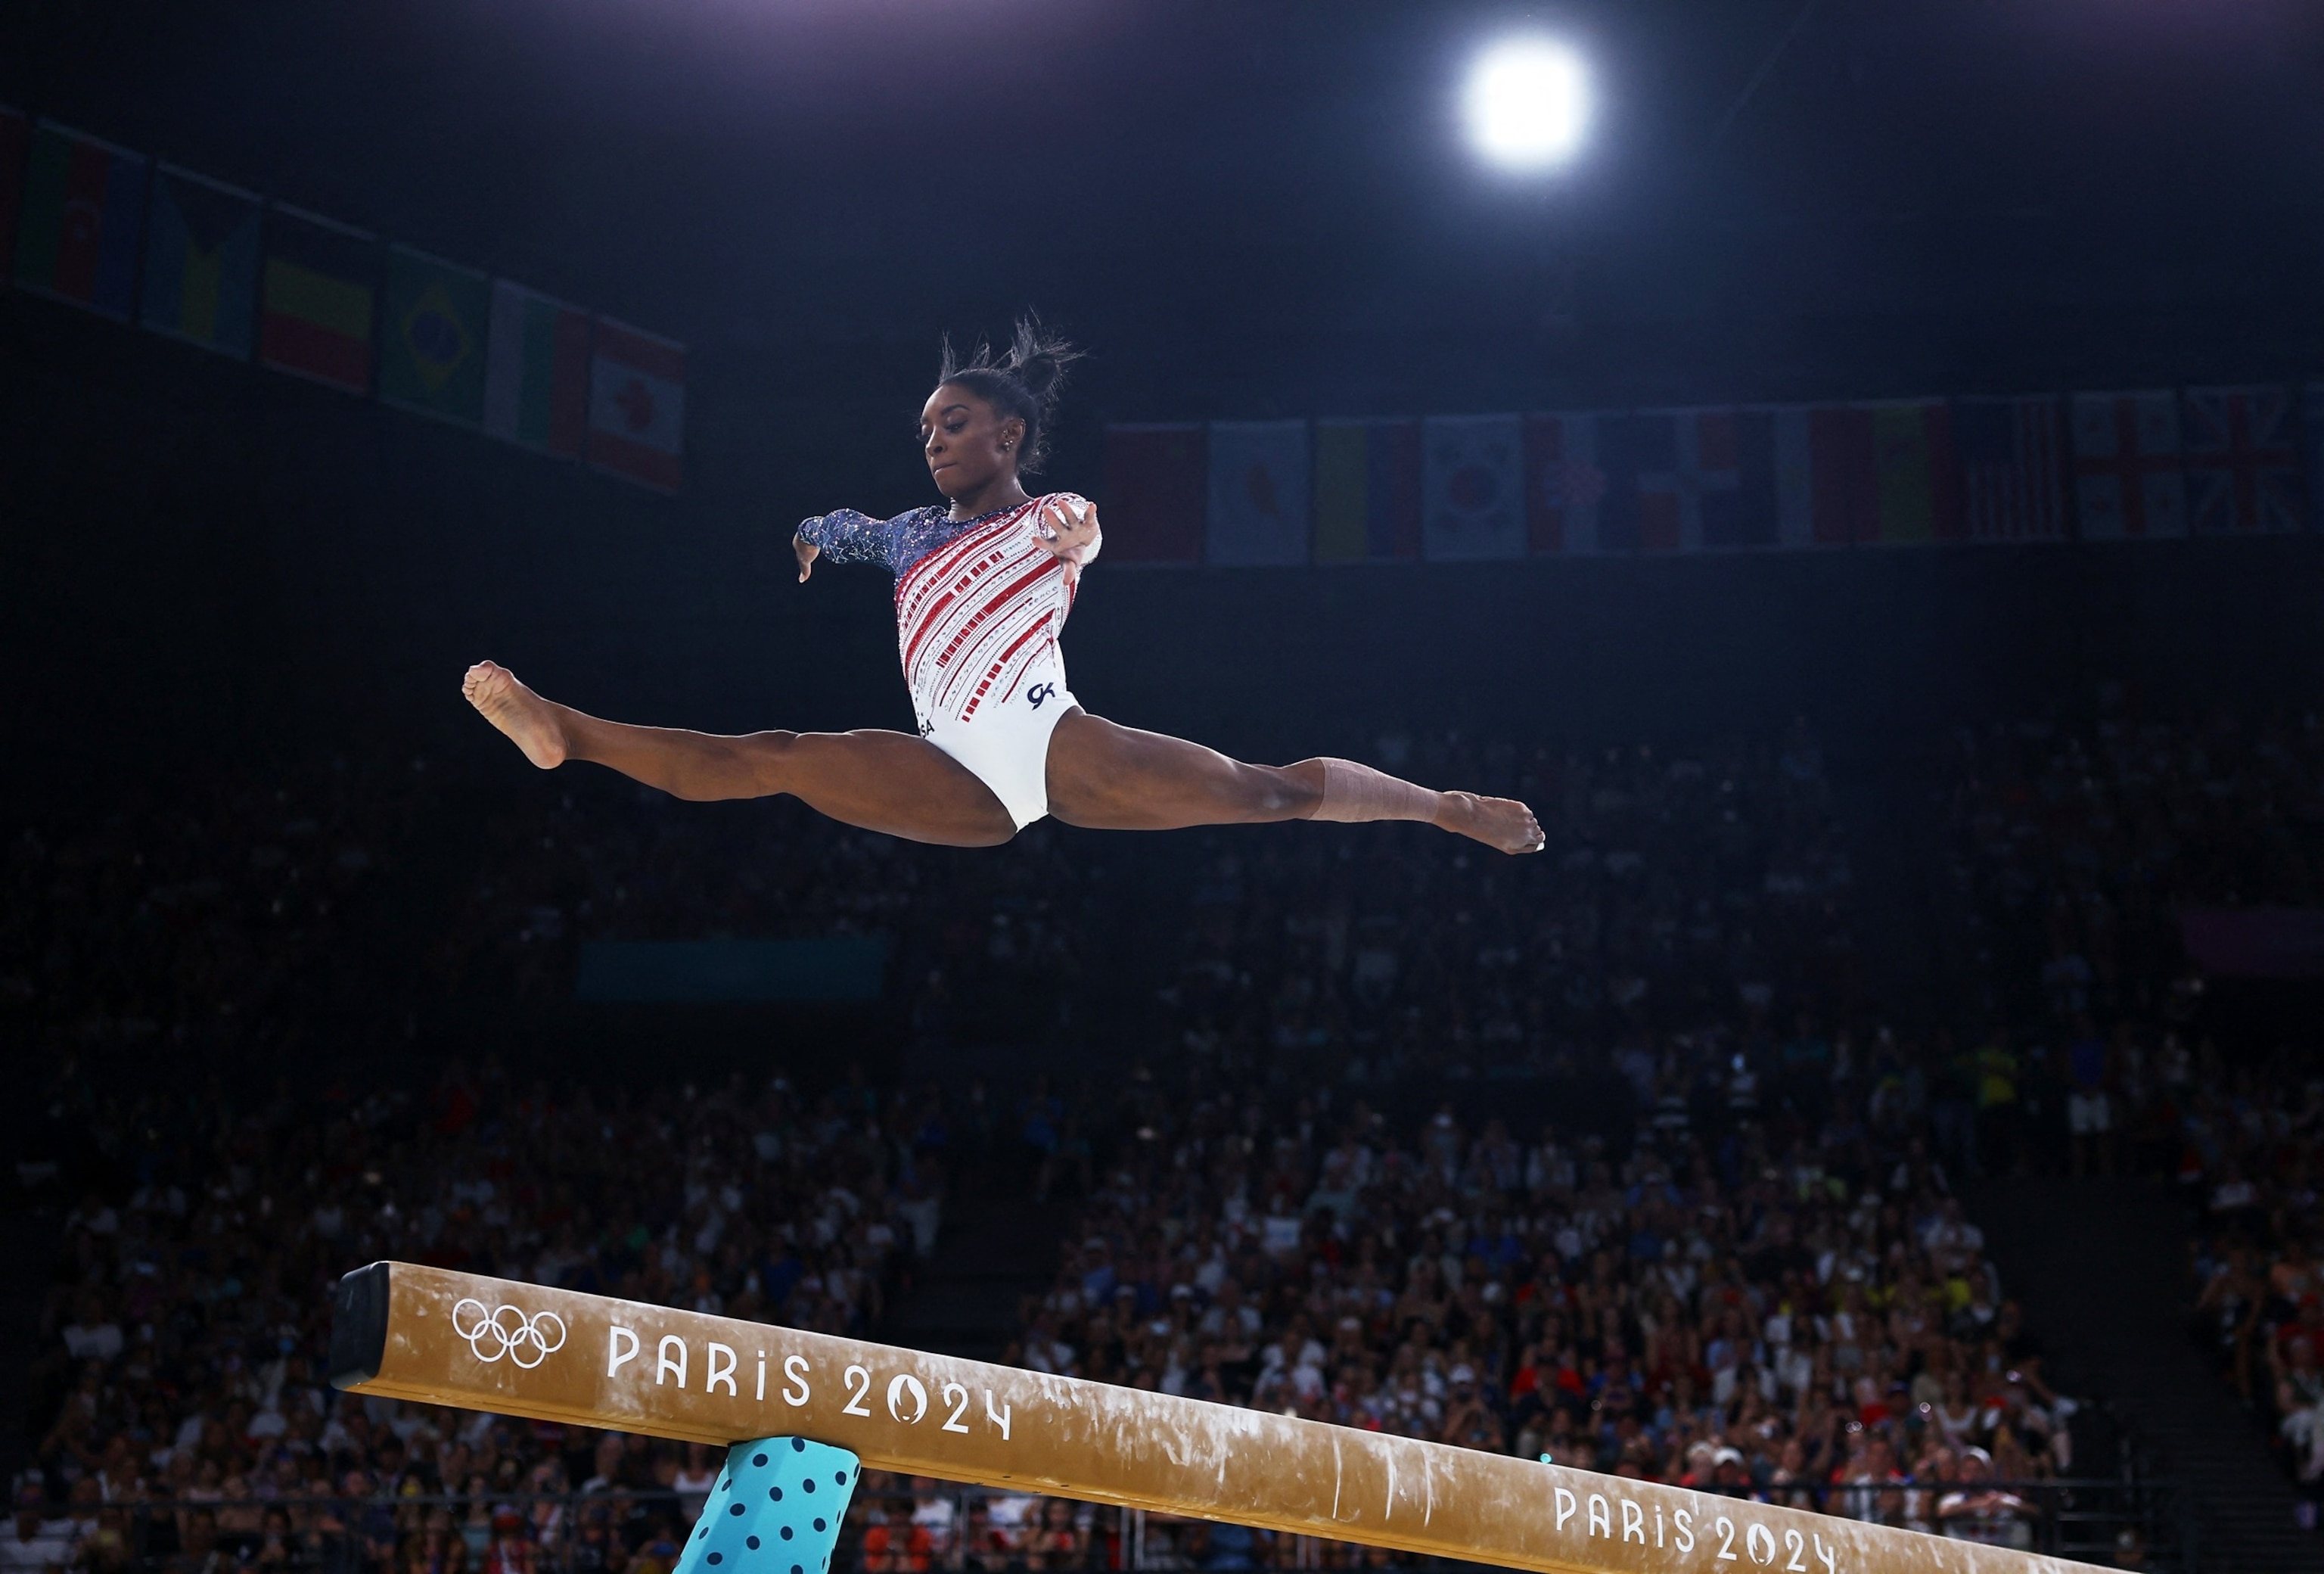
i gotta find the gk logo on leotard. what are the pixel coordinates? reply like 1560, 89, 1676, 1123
452, 1298, 567, 1368
1025, 683, 1057, 710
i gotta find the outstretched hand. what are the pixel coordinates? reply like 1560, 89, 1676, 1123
1033, 496, 1101, 586
794, 532, 820, 583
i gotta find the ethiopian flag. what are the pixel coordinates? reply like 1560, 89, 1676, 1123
483, 278, 592, 458
139, 163, 260, 359
259, 204, 376, 394
14, 120, 148, 320
379, 245, 489, 426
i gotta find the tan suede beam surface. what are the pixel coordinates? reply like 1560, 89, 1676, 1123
331, 1262, 2105, 1574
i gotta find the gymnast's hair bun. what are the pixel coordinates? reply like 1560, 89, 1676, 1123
937, 315, 1085, 475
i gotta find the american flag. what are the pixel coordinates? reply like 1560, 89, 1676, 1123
1952, 396, 2065, 541
2182, 385, 2304, 534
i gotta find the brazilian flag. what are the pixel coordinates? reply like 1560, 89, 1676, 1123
379, 244, 489, 427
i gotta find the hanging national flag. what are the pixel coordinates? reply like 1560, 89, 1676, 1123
259, 205, 376, 394
1637, 407, 1766, 552
1795, 407, 1869, 546
1804, 402, 1957, 546
588, 316, 685, 492
2182, 385, 2303, 533
0, 106, 27, 279
1755, 406, 1819, 549
2070, 391, 2186, 540
1206, 420, 1310, 565
1421, 414, 1524, 560
377, 246, 489, 427
1313, 419, 1421, 562
1861, 400, 1956, 545
1576, 412, 1694, 553
1100, 423, 1204, 563
483, 278, 591, 458
1524, 412, 1605, 553
1684, 408, 1795, 549
138, 164, 260, 359
13, 120, 147, 320
1952, 396, 2066, 542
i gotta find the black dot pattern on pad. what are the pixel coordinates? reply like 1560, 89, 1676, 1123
699, 1437, 856, 1574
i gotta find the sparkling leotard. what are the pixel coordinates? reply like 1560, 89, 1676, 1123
797, 499, 1095, 828
795, 505, 999, 580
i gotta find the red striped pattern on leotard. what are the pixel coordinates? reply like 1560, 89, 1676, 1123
893, 496, 1081, 726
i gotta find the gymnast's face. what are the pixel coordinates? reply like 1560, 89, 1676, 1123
922, 384, 1024, 502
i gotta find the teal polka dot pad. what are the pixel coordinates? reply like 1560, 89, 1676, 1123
676, 1436, 861, 1574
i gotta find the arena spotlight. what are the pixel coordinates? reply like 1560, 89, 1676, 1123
1462, 36, 1591, 171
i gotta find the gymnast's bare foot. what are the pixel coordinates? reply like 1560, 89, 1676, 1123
1434, 792, 1545, 856
463, 661, 568, 769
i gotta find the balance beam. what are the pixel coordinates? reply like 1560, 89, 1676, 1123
330, 1262, 2103, 1574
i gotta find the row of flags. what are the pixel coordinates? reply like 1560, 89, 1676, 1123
1105, 390, 2324, 565
0, 110, 685, 492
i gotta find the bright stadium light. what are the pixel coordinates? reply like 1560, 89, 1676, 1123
1463, 36, 1591, 171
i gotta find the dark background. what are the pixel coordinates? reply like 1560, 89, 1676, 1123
5, 0, 2323, 941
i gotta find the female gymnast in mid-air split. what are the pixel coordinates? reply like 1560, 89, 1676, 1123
463, 322, 1543, 855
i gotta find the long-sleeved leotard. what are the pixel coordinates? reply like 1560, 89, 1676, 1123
796, 505, 979, 578
797, 496, 1098, 829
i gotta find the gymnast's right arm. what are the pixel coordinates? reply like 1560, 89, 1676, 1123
793, 508, 899, 583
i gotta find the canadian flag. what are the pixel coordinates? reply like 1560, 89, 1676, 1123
587, 317, 685, 493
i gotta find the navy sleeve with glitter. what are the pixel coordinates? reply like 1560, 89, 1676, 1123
796, 506, 966, 577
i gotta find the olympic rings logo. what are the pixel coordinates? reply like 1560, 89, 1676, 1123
451, 1298, 567, 1368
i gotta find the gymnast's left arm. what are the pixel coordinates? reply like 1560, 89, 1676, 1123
1033, 493, 1101, 586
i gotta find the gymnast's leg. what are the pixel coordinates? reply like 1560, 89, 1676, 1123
1043, 711, 1543, 854
461, 661, 1018, 847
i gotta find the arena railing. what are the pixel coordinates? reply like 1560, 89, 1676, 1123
63, 1478, 2192, 1574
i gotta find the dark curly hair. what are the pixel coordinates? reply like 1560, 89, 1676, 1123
935, 316, 1083, 477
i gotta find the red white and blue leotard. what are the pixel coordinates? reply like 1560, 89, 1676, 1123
797, 495, 1095, 828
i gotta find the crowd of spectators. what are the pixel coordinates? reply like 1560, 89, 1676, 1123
1941, 699, 2324, 1509
977, 724, 2108, 1557
13, 1053, 949, 1574
22, 701, 2303, 1571
1009, 1037, 2084, 1554
3, 756, 443, 1073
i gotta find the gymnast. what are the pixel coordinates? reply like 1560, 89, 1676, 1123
463, 321, 1543, 854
